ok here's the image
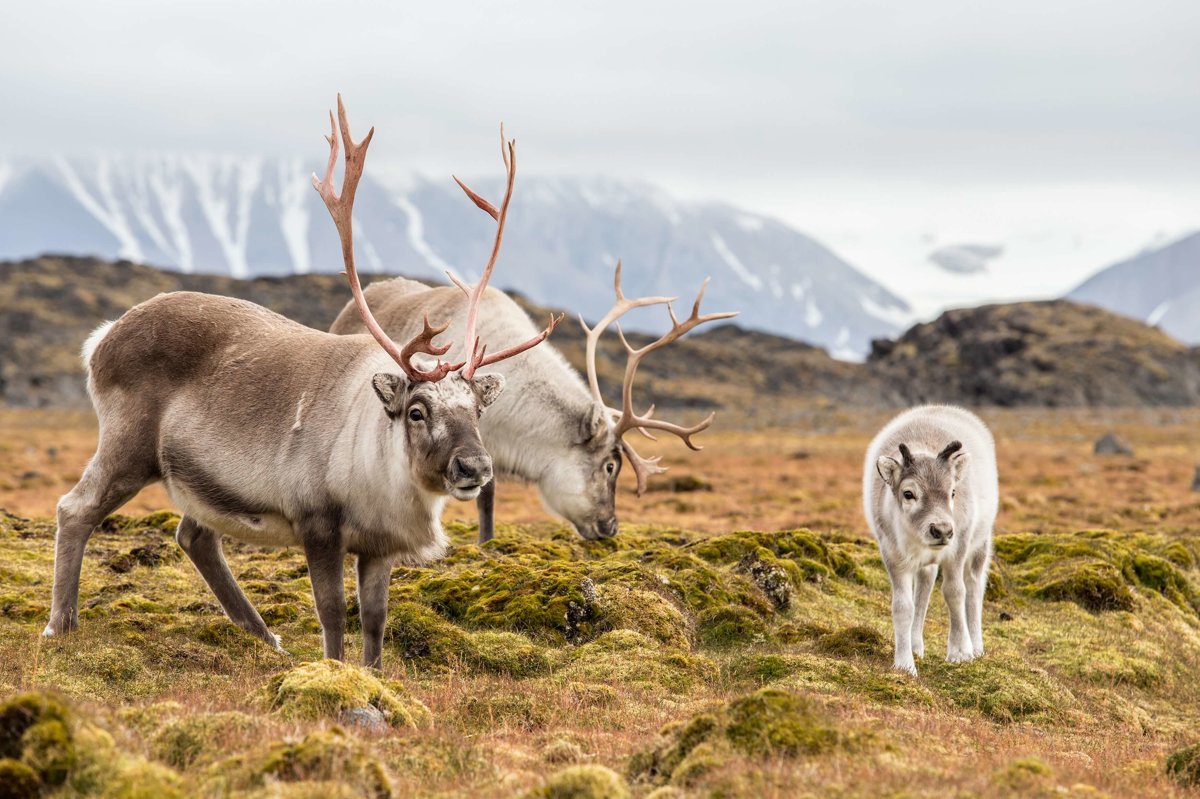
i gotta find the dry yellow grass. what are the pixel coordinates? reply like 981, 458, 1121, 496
2, 405, 1200, 798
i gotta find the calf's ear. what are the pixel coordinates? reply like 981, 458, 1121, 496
471, 374, 505, 409
876, 456, 902, 487
949, 450, 969, 481
372, 373, 408, 416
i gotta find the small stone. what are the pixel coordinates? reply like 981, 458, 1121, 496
1093, 433, 1133, 456
999, 611, 1014, 622
336, 705, 388, 733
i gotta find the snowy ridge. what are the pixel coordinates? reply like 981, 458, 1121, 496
0, 158, 915, 357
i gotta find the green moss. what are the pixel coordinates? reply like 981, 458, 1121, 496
723, 688, 838, 757
0, 692, 70, 760
992, 756, 1053, 792
923, 654, 1074, 723
523, 764, 630, 799
240, 729, 392, 799
150, 711, 258, 769
627, 714, 718, 785
385, 601, 471, 663
1031, 560, 1135, 612
1167, 743, 1200, 788
696, 606, 768, 650
556, 630, 716, 692
264, 660, 430, 728
691, 529, 864, 584
465, 631, 551, 678
597, 585, 692, 649
20, 719, 75, 786
814, 625, 886, 658
455, 691, 546, 732
0, 759, 41, 799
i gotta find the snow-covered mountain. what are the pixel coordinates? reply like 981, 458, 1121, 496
1067, 231, 1200, 345
0, 155, 912, 358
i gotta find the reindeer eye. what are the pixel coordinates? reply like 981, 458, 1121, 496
408, 407, 425, 422
903, 490, 915, 500
605, 462, 616, 476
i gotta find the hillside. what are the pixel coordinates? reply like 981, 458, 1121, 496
868, 300, 1200, 407
0, 256, 875, 416
1068, 231, 1200, 345
0, 157, 911, 356
6, 257, 1200, 413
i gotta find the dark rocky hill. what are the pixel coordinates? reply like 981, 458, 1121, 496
5, 257, 1200, 414
867, 300, 1200, 407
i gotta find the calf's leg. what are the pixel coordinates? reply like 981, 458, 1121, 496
888, 567, 918, 675
942, 557, 974, 662
910, 564, 938, 659
965, 543, 992, 657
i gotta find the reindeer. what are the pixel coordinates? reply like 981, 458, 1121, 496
331, 168, 737, 542
42, 97, 555, 668
863, 405, 999, 676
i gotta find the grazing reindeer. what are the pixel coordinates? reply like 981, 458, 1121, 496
332, 243, 737, 541
863, 405, 999, 675
43, 97, 554, 668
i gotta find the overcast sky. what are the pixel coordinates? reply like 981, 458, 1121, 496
3, 0, 1198, 312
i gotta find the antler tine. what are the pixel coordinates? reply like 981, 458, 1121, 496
446, 126, 558, 380
609, 277, 737, 449
312, 95, 458, 383
620, 439, 667, 496
579, 260, 676, 406
399, 317, 466, 382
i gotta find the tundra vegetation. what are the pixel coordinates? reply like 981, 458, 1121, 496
2, 406, 1200, 797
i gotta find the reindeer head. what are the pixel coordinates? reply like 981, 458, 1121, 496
313, 96, 557, 504
876, 441, 969, 549
533, 403, 622, 539
570, 262, 736, 538
371, 370, 502, 500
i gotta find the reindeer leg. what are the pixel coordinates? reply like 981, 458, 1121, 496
476, 479, 496, 544
911, 564, 938, 660
176, 515, 279, 649
303, 522, 346, 661
46, 440, 155, 637
356, 553, 392, 668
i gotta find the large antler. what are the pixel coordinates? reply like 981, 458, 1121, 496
446, 126, 562, 380
312, 95, 463, 382
582, 262, 738, 495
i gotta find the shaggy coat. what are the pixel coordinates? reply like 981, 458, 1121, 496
330, 278, 621, 541
863, 405, 998, 675
46, 291, 501, 668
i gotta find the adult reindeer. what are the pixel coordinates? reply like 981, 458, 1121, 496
43, 97, 555, 668
332, 189, 737, 544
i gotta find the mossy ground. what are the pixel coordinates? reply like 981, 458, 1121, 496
3, 408, 1200, 796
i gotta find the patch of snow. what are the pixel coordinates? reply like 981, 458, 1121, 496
830, 327, 862, 362
804, 295, 823, 327
182, 155, 263, 278
0, 161, 12, 199
356, 216, 385, 274
710, 233, 763, 291
393, 194, 457, 277
277, 158, 311, 274
1146, 300, 1171, 327
860, 295, 913, 327
53, 156, 145, 262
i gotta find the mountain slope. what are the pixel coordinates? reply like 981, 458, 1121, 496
0, 156, 910, 356
1068, 231, 1200, 344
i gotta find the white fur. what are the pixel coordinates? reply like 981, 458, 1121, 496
81, 321, 115, 397
863, 405, 999, 675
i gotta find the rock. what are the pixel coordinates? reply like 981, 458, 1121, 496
1094, 433, 1133, 456
337, 706, 389, 733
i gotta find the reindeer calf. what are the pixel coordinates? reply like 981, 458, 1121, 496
863, 405, 998, 675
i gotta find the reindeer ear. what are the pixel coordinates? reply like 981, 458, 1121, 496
371, 373, 408, 416
471, 374, 505, 409
949, 450, 969, 481
876, 456, 902, 487
582, 403, 609, 444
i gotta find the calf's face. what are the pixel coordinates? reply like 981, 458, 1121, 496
876, 441, 968, 549
373, 372, 504, 500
